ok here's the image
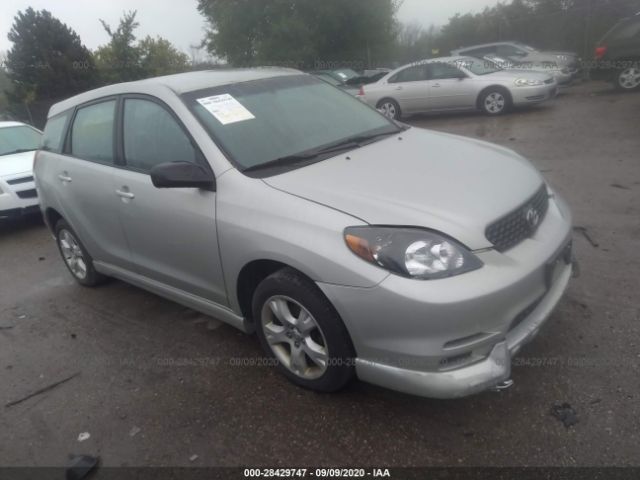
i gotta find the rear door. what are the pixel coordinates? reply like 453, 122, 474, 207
385, 64, 431, 113
112, 95, 227, 305
425, 62, 476, 110
53, 98, 132, 269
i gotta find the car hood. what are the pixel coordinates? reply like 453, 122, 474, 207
0, 150, 35, 178
264, 128, 544, 250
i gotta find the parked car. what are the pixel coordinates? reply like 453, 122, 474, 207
482, 54, 574, 86
312, 72, 360, 95
35, 69, 573, 399
358, 56, 558, 119
592, 13, 640, 91
452, 41, 581, 78
0, 121, 42, 220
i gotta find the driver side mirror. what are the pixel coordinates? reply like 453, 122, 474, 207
150, 162, 216, 190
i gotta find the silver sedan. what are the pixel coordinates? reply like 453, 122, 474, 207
358, 56, 558, 119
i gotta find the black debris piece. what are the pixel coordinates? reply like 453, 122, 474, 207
550, 403, 578, 428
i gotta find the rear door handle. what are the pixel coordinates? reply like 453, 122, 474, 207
116, 190, 135, 200
58, 173, 72, 183
395, 86, 403, 91
432, 83, 441, 88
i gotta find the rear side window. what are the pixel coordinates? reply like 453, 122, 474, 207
389, 65, 428, 83
428, 62, 465, 80
71, 100, 116, 164
122, 98, 198, 172
41, 112, 69, 153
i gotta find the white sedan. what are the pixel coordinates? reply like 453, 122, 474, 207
0, 121, 42, 220
357, 56, 558, 119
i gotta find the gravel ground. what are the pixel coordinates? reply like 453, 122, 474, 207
1, 81, 639, 468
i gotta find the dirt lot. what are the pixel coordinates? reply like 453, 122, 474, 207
1, 81, 639, 468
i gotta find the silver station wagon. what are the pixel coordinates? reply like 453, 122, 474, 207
35, 69, 573, 398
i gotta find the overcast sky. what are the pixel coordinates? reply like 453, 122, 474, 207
0, 0, 499, 54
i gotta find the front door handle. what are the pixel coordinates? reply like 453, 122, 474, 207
116, 189, 135, 200
58, 173, 72, 183
395, 86, 403, 91
432, 83, 441, 88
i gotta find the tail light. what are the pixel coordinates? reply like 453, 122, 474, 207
357, 85, 365, 97
595, 46, 607, 59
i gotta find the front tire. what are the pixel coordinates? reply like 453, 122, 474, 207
252, 268, 355, 393
376, 98, 401, 120
479, 88, 511, 115
55, 219, 106, 287
615, 65, 640, 91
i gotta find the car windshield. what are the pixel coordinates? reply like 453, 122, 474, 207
457, 57, 502, 75
182, 74, 399, 174
0, 126, 42, 157
516, 43, 537, 52
314, 73, 343, 86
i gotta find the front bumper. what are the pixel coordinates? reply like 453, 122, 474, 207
0, 205, 41, 220
319, 194, 573, 398
511, 83, 558, 105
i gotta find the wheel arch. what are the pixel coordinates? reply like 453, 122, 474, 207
44, 207, 64, 234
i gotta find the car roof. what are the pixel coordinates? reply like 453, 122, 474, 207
49, 67, 301, 118
452, 41, 522, 53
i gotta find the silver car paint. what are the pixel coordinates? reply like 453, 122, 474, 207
360, 56, 557, 115
35, 69, 572, 398
451, 42, 579, 68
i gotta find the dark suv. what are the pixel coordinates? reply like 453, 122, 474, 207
592, 14, 640, 91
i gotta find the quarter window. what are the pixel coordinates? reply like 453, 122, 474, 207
71, 100, 116, 164
123, 99, 197, 172
41, 112, 69, 153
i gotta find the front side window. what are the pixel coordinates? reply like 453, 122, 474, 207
123, 99, 197, 172
0, 125, 42, 157
41, 112, 70, 153
183, 75, 399, 175
71, 100, 116, 164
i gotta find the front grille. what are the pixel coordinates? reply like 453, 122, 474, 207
16, 189, 38, 199
485, 185, 550, 252
7, 176, 33, 185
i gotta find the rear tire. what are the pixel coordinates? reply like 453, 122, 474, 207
376, 98, 401, 120
479, 87, 511, 115
252, 268, 355, 393
55, 219, 106, 287
615, 65, 640, 91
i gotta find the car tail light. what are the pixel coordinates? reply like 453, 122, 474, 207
595, 46, 607, 59
357, 85, 365, 97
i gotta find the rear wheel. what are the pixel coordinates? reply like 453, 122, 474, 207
480, 88, 511, 115
252, 268, 355, 392
55, 219, 106, 287
615, 66, 640, 91
376, 99, 401, 120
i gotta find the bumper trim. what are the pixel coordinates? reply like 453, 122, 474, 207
355, 262, 572, 399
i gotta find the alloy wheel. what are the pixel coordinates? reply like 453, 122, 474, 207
58, 229, 88, 280
378, 102, 397, 119
618, 67, 640, 90
484, 92, 506, 114
260, 295, 329, 380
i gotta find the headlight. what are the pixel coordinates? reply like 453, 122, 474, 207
344, 227, 483, 280
514, 78, 543, 86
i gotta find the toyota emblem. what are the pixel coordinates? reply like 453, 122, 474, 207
525, 207, 540, 228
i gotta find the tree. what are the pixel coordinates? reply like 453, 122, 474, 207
95, 11, 191, 83
5, 8, 97, 102
94, 11, 144, 83
197, 0, 401, 68
139, 37, 190, 77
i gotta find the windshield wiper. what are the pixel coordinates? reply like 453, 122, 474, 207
0, 148, 36, 156
243, 129, 401, 174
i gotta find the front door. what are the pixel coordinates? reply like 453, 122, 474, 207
113, 96, 227, 305
425, 62, 476, 110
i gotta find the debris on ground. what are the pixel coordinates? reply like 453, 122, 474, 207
17, 314, 27, 319
0, 325, 14, 330
610, 183, 630, 190
5, 372, 81, 408
38, 256, 46, 261
189, 454, 199, 462
550, 403, 579, 428
573, 226, 599, 248
66, 454, 99, 480
77, 432, 91, 442
129, 425, 141, 437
